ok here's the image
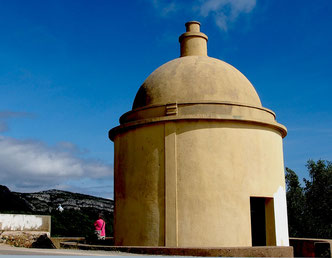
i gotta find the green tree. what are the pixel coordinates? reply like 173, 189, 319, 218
285, 167, 306, 237
286, 160, 332, 239
303, 160, 332, 238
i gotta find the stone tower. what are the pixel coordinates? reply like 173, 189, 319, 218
109, 21, 289, 247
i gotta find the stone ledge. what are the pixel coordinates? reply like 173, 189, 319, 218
61, 242, 293, 257
50, 237, 85, 249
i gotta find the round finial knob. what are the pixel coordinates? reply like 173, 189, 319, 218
179, 21, 208, 57
185, 21, 201, 32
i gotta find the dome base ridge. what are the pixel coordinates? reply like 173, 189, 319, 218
109, 101, 287, 141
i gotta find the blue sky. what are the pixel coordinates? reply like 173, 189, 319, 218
0, 0, 331, 198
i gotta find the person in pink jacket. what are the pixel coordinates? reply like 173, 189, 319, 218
94, 213, 106, 240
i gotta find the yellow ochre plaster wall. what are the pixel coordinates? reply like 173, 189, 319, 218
114, 124, 165, 246
113, 121, 288, 247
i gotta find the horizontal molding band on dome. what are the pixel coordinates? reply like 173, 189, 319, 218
120, 101, 276, 124
130, 100, 275, 116
109, 105, 287, 141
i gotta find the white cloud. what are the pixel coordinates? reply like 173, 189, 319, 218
200, 0, 256, 31
200, 0, 256, 17
148, 0, 256, 31
0, 111, 113, 197
151, 0, 179, 16
0, 135, 113, 193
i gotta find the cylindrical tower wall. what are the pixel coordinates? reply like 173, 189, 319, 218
175, 121, 288, 247
113, 124, 165, 246
113, 120, 289, 247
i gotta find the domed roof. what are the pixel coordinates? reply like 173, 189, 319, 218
133, 21, 261, 110
109, 21, 287, 141
133, 55, 261, 109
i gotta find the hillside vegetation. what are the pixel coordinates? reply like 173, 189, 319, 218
0, 185, 114, 237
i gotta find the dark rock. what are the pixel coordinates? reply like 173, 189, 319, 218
31, 234, 56, 249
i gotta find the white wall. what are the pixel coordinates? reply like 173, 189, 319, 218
0, 214, 50, 232
274, 186, 290, 246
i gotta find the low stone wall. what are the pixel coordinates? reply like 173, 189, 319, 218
0, 231, 55, 248
0, 214, 52, 248
50, 237, 85, 249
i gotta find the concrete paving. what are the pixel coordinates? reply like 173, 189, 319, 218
0, 243, 137, 256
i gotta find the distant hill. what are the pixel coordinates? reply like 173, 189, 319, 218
0, 185, 114, 237
0, 185, 31, 213
0, 185, 113, 214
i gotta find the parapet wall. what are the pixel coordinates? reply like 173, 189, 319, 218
0, 214, 51, 233
290, 237, 332, 257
